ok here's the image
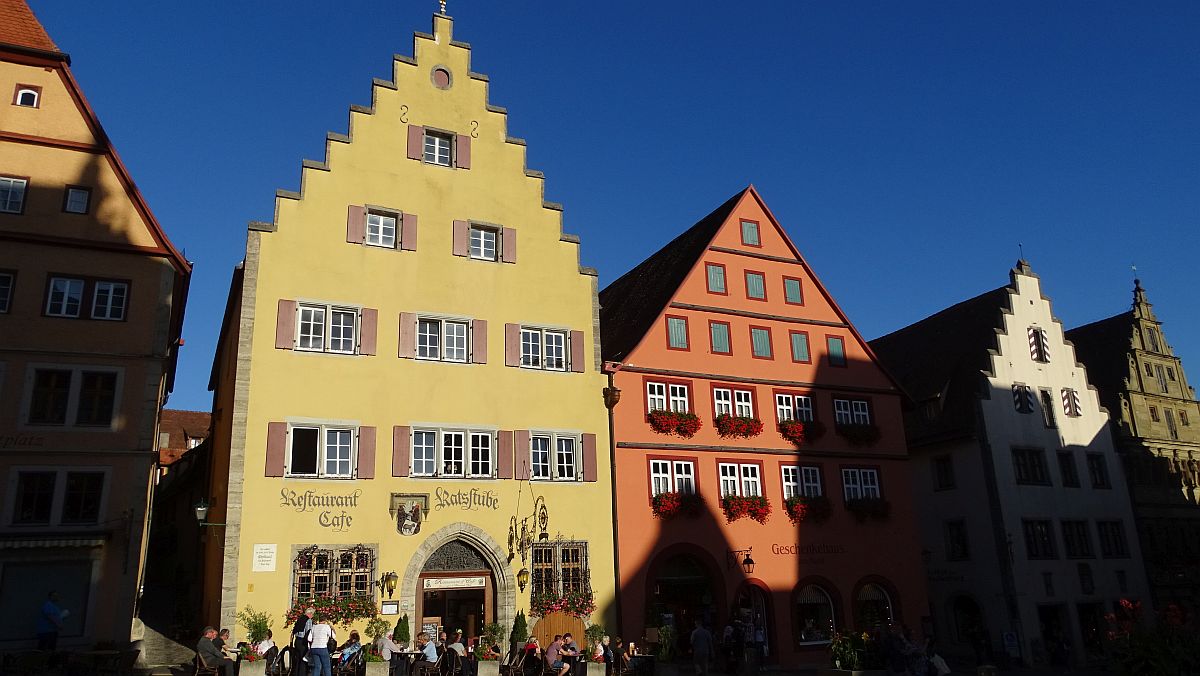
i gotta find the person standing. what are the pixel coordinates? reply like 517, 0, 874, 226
689, 621, 714, 676
292, 607, 315, 676
36, 591, 65, 650
307, 614, 336, 676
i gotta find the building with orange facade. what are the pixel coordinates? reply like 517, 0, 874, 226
600, 187, 927, 667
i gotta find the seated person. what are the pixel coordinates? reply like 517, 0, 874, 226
413, 630, 440, 674
545, 636, 570, 676
256, 630, 277, 656
198, 626, 236, 676
447, 631, 467, 657
338, 630, 364, 664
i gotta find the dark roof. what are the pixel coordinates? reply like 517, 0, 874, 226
599, 188, 747, 362
159, 409, 212, 465
869, 286, 1011, 444
0, 0, 60, 55
1065, 311, 1133, 407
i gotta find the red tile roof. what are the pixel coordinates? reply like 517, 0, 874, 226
0, 0, 59, 54
159, 409, 212, 465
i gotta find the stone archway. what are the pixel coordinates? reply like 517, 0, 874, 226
401, 522, 516, 634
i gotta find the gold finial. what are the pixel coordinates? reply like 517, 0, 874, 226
439, 0, 447, 14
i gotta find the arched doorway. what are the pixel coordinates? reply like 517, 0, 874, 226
733, 581, 772, 662
855, 583, 893, 630
418, 540, 496, 641
648, 553, 718, 655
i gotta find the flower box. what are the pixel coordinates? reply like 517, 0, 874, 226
530, 588, 596, 618
714, 414, 764, 439
778, 419, 826, 447
720, 495, 771, 524
784, 495, 832, 524
646, 410, 703, 438
285, 594, 377, 628
844, 497, 891, 522
651, 491, 705, 519
834, 423, 881, 447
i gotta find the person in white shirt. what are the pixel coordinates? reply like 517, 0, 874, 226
256, 629, 277, 655
306, 615, 336, 676
447, 630, 467, 657
378, 631, 405, 676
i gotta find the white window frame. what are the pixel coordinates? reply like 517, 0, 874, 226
423, 130, 453, 166
15, 88, 39, 108
801, 466, 823, 497
91, 281, 128, 321
365, 210, 398, 248
64, 187, 90, 214
409, 427, 497, 479
833, 399, 853, 425
650, 459, 696, 496
714, 388, 733, 417
45, 277, 84, 317
469, 225, 498, 261
296, 303, 360, 354
4, 466, 111, 528
21, 364, 123, 431
851, 400, 871, 424
530, 432, 581, 481
669, 384, 689, 413
735, 390, 754, 418
417, 317, 470, 362
520, 327, 568, 371
647, 382, 667, 412
285, 423, 358, 479
555, 436, 577, 481
842, 468, 881, 500
719, 462, 761, 497
782, 465, 799, 500
0, 176, 26, 213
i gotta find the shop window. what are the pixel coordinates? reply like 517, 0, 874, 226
794, 584, 835, 645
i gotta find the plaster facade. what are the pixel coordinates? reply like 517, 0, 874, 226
204, 13, 615, 644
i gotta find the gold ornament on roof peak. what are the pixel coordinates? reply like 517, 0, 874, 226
439, 0, 447, 15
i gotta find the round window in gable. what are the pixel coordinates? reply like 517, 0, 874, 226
431, 67, 452, 90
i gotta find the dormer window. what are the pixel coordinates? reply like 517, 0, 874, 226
13, 85, 40, 108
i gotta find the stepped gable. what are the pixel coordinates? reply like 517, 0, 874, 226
0, 0, 60, 55
598, 188, 745, 362
870, 285, 1011, 443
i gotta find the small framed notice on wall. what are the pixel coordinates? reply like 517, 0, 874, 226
381, 601, 399, 615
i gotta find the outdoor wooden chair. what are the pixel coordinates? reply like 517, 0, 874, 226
192, 653, 221, 676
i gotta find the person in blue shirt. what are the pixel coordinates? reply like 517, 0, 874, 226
36, 591, 64, 650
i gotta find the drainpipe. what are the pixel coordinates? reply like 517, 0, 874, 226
603, 364, 624, 635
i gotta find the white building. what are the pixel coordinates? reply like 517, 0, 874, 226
870, 261, 1149, 668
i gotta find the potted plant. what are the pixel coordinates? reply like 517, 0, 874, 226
822, 631, 886, 674
845, 497, 891, 522
834, 422, 881, 447
394, 614, 411, 648
714, 414, 764, 439
236, 606, 272, 645
721, 495, 772, 524
650, 491, 705, 519
778, 419, 826, 446
646, 410, 703, 438
784, 495, 832, 524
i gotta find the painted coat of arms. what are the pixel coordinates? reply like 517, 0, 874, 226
390, 493, 428, 536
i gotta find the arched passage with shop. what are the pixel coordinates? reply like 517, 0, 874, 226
644, 544, 726, 653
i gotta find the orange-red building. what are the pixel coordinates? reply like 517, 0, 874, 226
600, 187, 927, 667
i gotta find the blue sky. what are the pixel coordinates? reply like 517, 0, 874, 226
30, 1, 1200, 412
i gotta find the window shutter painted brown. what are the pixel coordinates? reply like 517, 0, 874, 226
501, 227, 517, 264
570, 330, 585, 373
400, 213, 418, 251
359, 308, 378, 356
471, 319, 488, 364
452, 220, 469, 257
407, 125, 424, 160
497, 430, 514, 479
265, 422, 287, 477
275, 300, 297, 350
346, 205, 366, 243
357, 426, 376, 479
393, 426, 411, 477
505, 323, 520, 367
514, 430, 531, 480
456, 135, 471, 169
581, 433, 598, 482
398, 312, 417, 358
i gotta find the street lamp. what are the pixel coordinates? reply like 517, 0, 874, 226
193, 498, 225, 528
377, 571, 399, 599
727, 547, 755, 574
517, 567, 531, 592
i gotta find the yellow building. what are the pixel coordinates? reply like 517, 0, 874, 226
205, 11, 615, 643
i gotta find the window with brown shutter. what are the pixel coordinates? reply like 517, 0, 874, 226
346, 205, 366, 244
276, 300, 297, 350
357, 426, 376, 479
392, 426, 411, 477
